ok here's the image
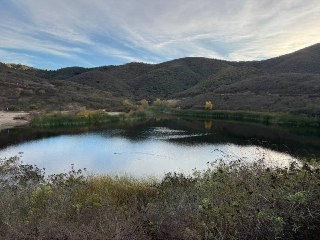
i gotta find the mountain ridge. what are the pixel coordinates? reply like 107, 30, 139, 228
1, 43, 320, 114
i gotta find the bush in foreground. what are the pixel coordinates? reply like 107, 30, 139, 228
0, 157, 319, 239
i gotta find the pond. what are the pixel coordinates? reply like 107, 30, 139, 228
0, 118, 319, 177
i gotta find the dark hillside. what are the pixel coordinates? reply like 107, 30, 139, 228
177, 66, 264, 97
159, 57, 232, 77
66, 70, 132, 97
96, 62, 155, 81
35, 67, 90, 80
127, 63, 203, 99
0, 65, 121, 110
252, 43, 320, 74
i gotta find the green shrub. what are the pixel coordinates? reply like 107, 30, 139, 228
8, 104, 19, 111
30, 104, 39, 110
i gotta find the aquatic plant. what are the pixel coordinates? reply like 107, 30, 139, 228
30, 110, 150, 127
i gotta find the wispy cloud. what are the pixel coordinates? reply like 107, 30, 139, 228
0, 0, 319, 69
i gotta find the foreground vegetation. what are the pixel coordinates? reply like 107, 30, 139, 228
0, 157, 319, 239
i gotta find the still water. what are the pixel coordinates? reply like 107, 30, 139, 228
0, 118, 319, 177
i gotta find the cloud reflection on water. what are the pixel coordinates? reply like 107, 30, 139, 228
0, 127, 298, 177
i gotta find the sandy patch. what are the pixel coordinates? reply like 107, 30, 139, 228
0, 111, 30, 130
106, 112, 123, 116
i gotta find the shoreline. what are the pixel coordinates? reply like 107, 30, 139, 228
0, 111, 31, 130
1, 109, 319, 130
167, 109, 320, 127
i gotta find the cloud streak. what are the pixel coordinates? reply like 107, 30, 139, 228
0, 0, 319, 69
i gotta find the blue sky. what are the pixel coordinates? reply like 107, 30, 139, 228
0, 0, 319, 69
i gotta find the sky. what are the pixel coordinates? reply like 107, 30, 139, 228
0, 0, 319, 69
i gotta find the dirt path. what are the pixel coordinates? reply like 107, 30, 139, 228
0, 111, 30, 130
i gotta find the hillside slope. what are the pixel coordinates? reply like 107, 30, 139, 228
0, 64, 121, 110
1, 43, 320, 114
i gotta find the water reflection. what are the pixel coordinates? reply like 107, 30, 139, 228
0, 121, 307, 177
204, 120, 213, 130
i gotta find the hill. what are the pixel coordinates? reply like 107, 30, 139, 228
0, 44, 320, 114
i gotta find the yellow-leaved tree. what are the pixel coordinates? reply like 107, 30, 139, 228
153, 98, 162, 106
205, 101, 213, 110
122, 99, 137, 112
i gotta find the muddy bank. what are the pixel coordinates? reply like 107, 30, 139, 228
0, 111, 30, 130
